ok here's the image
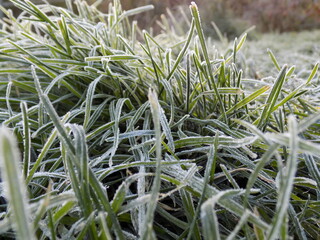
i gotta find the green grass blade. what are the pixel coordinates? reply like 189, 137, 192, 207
224, 86, 270, 116
98, 212, 113, 240
211, 21, 227, 44
180, 189, 201, 240
306, 62, 319, 84
267, 115, 299, 239
108, 98, 131, 166
225, 34, 247, 63
257, 65, 287, 129
201, 190, 244, 240
244, 143, 279, 206
298, 113, 320, 132
186, 53, 191, 113
141, 88, 162, 239
201, 201, 220, 240
120, 5, 154, 19
20, 102, 31, 179
226, 210, 251, 240
304, 154, 320, 188
220, 164, 240, 189
5, 82, 13, 119
85, 55, 142, 62
267, 49, 281, 71
0, 127, 35, 240
57, 15, 72, 55
174, 135, 257, 149
83, 75, 103, 130
159, 106, 175, 152
265, 133, 320, 157
25, 0, 58, 29
159, 78, 175, 125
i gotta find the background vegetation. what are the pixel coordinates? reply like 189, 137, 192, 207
1, 0, 320, 36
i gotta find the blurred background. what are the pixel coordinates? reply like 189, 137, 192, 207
1, 0, 320, 38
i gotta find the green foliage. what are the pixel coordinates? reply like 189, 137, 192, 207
0, 0, 319, 239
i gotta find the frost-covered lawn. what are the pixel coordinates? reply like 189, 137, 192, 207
0, 1, 319, 239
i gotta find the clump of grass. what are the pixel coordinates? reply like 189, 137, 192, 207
0, 0, 319, 239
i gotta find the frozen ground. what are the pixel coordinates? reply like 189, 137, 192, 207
241, 30, 320, 108
243, 30, 320, 77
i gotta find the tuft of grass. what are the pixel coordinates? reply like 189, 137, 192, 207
0, 0, 319, 239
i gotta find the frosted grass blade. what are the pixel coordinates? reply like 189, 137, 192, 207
224, 86, 270, 116
267, 115, 299, 239
201, 190, 244, 240
226, 210, 250, 240
141, 88, 162, 239
257, 65, 287, 129
83, 75, 103, 130
267, 49, 281, 71
0, 127, 35, 240
21, 102, 31, 179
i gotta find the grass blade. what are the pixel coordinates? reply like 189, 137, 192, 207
201, 190, 244, 240
83, 75, 103, 130
224, 86, 270, 117
0, 127, 35, 239
141, 88, 162, 239
257, 65, 287, 129
266, 115, 299, 239
267, 49, 281, 71
20, 102, 31, 179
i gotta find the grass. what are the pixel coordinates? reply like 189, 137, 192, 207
238, 30, 320, 109
0, 0, 319, 239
